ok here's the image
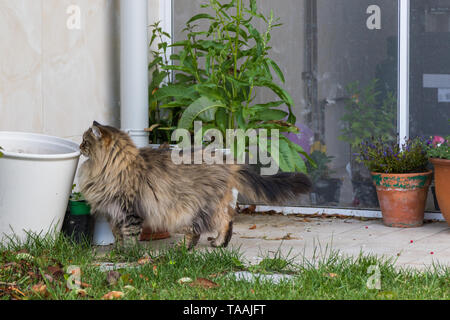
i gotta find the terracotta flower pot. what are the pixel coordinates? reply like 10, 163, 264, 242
430, 158, 450, 226
371, 171, 432, 228
139, 226, 170, 241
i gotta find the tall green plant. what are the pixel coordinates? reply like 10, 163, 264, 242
152, 0, 311, 172
148, 22, 183, 144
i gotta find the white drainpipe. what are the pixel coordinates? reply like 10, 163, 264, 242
120, 0, 149, 148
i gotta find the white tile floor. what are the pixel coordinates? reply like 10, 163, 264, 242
139, 213, 450, 271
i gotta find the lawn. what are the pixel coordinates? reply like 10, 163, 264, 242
0, 232, 449, 300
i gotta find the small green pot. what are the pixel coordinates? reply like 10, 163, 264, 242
68, 200, 91, 215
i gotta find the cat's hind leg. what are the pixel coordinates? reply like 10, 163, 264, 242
179, 231, 200, 250
208, 206, 235, 248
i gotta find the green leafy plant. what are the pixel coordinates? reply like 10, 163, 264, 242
340, 79, 397, 150
305, 151, 336, 183
356, 137, 429, 174
148, 22, 183, 144
70, 184, 85, 201
426, 135, 450, 160
151, 0, 312, 172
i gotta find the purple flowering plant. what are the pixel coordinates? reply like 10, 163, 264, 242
356, 136, 429, 174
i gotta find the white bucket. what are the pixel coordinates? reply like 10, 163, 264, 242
0, 132, 80, 243
93, 216, 115, 246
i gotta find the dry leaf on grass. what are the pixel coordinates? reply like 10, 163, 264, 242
208, 271, 228, 278
73, 280, 91, 288
76, 289, 88, 297
324, 273, 339, 278
31, 282, 48, 296
102, 291, 124, 300
0, 262, 19, 271
137, 254, 153, 265
189, 278, 219, 289
47, 265, 64, 278
177, 277, 193, 284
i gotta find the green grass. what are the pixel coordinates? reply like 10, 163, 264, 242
0, 231, 449, 300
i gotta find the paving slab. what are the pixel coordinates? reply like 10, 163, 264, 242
95, 213, 450, 271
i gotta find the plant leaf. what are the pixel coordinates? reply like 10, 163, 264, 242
178, 97, 226, 130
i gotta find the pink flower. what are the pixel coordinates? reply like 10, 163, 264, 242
432, 136, 445, 147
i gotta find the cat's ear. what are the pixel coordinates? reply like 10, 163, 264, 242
91, 126, 102, 139
91, 121, 103, 139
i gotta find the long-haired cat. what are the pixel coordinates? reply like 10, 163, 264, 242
78, 121, 311, 249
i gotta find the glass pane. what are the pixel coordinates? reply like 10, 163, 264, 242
410, 0, 450, 211
173, 0, 398, 209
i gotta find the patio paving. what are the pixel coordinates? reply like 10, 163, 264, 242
122, 212, 450, 271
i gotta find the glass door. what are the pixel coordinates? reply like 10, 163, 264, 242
172, 0, 399, 209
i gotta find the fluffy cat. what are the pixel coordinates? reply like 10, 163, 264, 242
78, 121, 311, 249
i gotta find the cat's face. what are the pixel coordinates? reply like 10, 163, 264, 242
80, 121, 112, 158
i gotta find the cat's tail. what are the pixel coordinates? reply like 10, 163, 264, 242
234, 166, 312, 204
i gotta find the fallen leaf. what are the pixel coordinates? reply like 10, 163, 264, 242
325, 273, 339, 278
123, 285, 136, 292
76, 289, 87, 297
189, 278, 219, 289
102, 291, 124, 300
249, 225, 257, 230
208, 271, 228, 278
177, 277, 193, 284
0, 262, 19, 270
74, 280, 91, 288
107, 271, 121, 286
31, 283, 48, 297
47, 265, 64, 279
138, 254, 153, 265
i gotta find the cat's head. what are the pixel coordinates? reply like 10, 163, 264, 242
80, 121, 131, 158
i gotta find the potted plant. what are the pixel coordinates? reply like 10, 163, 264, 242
150, 0, 313, 174
426, 135, 450, 226
340, 80, 396, 208
62, 186, 94, 244
357, 137, 432, 228
306, 145, 342, 205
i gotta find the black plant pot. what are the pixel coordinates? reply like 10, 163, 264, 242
310, 178, 343, 206
62, 200, 94, 244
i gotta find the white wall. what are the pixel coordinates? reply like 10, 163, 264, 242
0, 0, 160, 144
